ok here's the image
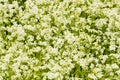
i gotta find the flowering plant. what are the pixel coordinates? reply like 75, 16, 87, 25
0, 0, 120, 80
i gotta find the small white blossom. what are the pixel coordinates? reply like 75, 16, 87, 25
93, 68, 101, 73
88, 73, 97, 79
109, 45, 116, 50
96, 72, 103, 78
111, 63, 119, 69
116, 70, 120, 75
47, 72, 59, 79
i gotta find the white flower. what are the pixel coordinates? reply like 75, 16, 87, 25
0, 76, 3, 80
99, 55, 108, 63
0, 36, 3, 42
0, 64, 7, 70
54, 38, 64, 48
94, 58, 99, 63
16, 27, 24, 35
111, 63, 119, 69
79, 59, 87, 68
96, 72, 103, 78
31, 5, 38, 14
87, 57, 94, 63
42, 15, 51, 22
38, 41, 47, 46
47, 72, 59, 79
109, 44, 116, 50
110, 53, 120, 59
64, 31, 75, 44
109, 72, 114, 76
4, 54, 13, 62
12, 62, 20, 70
95, 19, 107, 29
106, 64, 112, 72
41, 22, 48, 27
16, 26, 26, 40
27, 35, 34, 42
90, 63, 94, 69
93, 68, 101, 73
51, 48, 58, 54
12, 73, 21, 79
73, 55, 78, 61
88, 73, 97, 79
105, 78, 111, 80
20, 65, 28, 70
60, 60, 66, 65
32, 46, 41, 52
50, 64, 61, 71
44, 54, 50, 61
47, 46, 58, 55
116, 70, 120, 75
24, 25, 35, 31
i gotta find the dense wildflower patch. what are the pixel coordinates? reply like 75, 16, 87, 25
0, 0, 120, 80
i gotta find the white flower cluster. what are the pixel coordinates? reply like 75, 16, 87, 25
0, 0, 120, 80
